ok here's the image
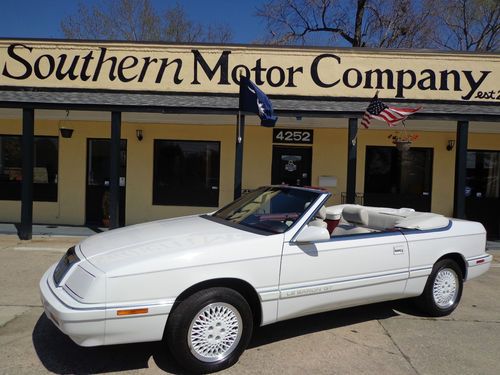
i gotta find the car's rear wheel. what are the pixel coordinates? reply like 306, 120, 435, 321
416, 259, 463, 316
165, 287, 253, 373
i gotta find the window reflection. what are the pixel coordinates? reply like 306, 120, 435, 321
153, 140, 220, 206
0, 135, 58, 201
466, 150, 500, 240
466, 151, 500, 199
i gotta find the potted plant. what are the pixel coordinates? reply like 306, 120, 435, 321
388, 132, 419, 151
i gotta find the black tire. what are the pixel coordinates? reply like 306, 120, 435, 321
165, 287, 253, 374
415, 259, 463, 317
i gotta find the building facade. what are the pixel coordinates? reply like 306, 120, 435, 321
0, 39, 498, 238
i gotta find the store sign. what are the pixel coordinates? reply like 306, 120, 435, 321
0, 40, 498, 102
273, 129, 313, 144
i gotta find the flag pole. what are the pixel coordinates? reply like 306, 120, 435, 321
401, 120, 408, 138
234, 73, 245, 199
237, 110, 242, 143
234, 111, 245, 199
346, 117, 358, 204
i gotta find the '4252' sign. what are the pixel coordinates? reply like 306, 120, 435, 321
273, 129, 314, 144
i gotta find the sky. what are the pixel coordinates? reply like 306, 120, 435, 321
0, 0, 268, 43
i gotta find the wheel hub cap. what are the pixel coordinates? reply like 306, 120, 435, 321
188, 302, 242, 362
432, 268, 459, 308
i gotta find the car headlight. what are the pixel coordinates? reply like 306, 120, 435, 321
53, 246, 80, 286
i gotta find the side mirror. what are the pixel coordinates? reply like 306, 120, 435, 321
294, 225, 330, 243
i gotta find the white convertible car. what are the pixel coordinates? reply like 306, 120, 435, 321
40, 186, 492, 373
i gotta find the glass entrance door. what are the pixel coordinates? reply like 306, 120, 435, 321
86, 139, 127, 227
364, 146, 433, 212
466, 150, 500, 240
271, 146, 312, 186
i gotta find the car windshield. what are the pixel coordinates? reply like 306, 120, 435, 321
212, 187, 322, 234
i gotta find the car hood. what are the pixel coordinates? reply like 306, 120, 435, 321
79, 215, 264, 274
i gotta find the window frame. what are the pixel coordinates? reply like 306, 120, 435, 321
466, 149, 500, 199
0, 134, 59, 202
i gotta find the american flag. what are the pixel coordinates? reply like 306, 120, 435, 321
361, 94, 421, 128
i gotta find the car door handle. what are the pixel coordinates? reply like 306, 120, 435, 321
393, 246, 405, 255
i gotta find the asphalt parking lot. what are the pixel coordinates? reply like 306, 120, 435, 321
0, 234, 499, 375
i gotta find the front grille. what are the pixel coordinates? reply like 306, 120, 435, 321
53, 246, 79, 286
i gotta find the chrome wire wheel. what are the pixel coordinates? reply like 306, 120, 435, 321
432, 267, 459, 308
188, 302, 243, 363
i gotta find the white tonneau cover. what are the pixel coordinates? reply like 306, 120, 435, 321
325, 204, 450, 231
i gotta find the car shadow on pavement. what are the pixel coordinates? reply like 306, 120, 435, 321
249, 299, 412, 348
32, 314, 185, 374
33, 299, 420, 374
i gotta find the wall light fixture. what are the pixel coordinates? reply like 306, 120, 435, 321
136, 129, 143, 141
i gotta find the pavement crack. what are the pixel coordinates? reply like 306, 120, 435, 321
0, 304, 42, 308
395, 316, 500, 324
0, 333, 33, 346
0, 244, 17, 251
341, 336, 397, 355
377, 320, 420, 375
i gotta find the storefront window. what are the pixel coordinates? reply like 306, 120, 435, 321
0, 136, 58, 201
153, 140, 220, 206
466, 151, 500, 199
364, 146, 433, 212
466, 150, 500, 240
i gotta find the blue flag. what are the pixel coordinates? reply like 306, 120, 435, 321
239, 76, 278, 127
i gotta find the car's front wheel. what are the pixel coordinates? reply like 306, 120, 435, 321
165, 287, 253, 374
416, 259, 463, 316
